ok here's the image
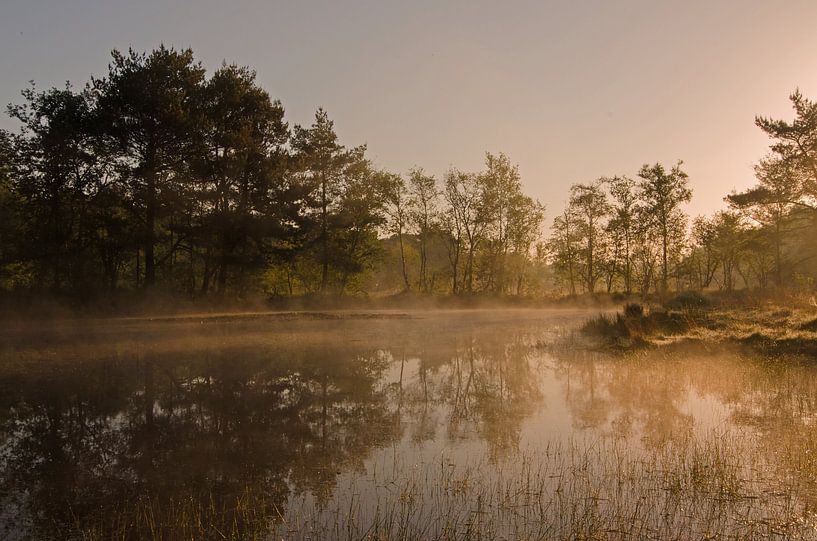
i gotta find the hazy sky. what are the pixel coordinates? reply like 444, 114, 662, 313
3, 0, 817, 220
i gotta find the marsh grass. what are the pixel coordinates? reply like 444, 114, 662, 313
79, 431, 816, 540
576, 305, 693, 351
77, 488, 276, 541
575, 291, 817, 356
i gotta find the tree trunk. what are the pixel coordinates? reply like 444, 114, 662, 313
624, 234, 632, 294
320, 173, 329, 294
419, 234, 428, 292
398, 227, 409, 291
218, 230, 229, 295
466, 247, 475, 292
135, 248, 141, 288
587, 227, 594, 293
567, 259, 576, 296
144, 163, 157, 288
200, 251, 211, 295
661, 225, 669, 294
774, 217, 782, 287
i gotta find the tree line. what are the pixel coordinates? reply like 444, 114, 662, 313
1, 45, 815, 303
547, 91, 817, 296
0, 46, 546, 301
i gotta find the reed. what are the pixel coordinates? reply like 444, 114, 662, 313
79, 429, 816, 540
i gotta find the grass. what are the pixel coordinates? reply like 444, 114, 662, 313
575, 291, 817, 356
77, 489, 275, 540
77, 430, 816, 540
573, 305, 693, 351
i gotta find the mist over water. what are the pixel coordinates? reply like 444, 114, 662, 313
1, 310, 816, 539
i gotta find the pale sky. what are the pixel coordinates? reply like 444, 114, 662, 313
2, 0, 817, 221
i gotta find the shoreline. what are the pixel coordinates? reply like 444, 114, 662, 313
571, 292, 817, 358
0, 292, 624, 323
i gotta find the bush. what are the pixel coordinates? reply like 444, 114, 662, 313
581, 313, 629, 338
646, 309, 691, 335
623, 303, 644, 318
664, 291, 711, 310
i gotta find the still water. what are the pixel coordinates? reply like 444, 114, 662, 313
1, 309, 816, 539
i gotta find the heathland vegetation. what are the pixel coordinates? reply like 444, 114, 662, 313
0, 46, 816, 309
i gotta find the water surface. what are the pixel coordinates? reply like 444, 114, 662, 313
1, 309, 816, 539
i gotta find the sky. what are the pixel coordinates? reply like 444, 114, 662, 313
2, 0, 817, 221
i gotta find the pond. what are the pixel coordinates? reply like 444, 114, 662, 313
1, 309, 816, 540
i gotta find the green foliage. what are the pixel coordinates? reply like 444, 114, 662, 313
5, 45, 816, 305
2, 47, 423, 302
547, 92, 817, 297
637, 161, 692, 293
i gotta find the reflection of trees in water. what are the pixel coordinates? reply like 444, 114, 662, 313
553, 351, 694, 447
679, 354, 817, 506
396, 331, 544, 460
552, 346, 817, 504
9, 321, 817, 537
720, 358, 817, 505
0, 324, 547, 538
0, 342, 399, 538
559, 350, 611, 431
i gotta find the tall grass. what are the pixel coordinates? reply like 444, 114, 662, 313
80, 430, 816, 540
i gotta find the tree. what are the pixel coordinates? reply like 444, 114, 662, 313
710, 211, 746, 291
291, 109, 368, 294
755, 90, 817, 206
688, 216, 719, 290
605, 176, 638, 294
0, 130, 24, 288
481, 152, 522, 292
382, 172, 412, 291
505, 193, 545, 295
637, 161, 691, 294
329, 160, 388, 295
195, 63, 289, 295
630, 206, 661, 296
727, 157, 800, 287
752, 90, 817, 288
443, 169, 491, 293
6, 84, 110, 293
547, 206, 581, 295
568, 181, 610, 294
407, 168, 438, 292
95, 46, 206, 288
0, 45, 563, 303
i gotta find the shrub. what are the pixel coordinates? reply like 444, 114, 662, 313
623, 303, 644, 318
581, 313, 630, 340
664, 291, 711, 310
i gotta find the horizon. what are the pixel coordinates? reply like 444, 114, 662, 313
3, 1, 817, 222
